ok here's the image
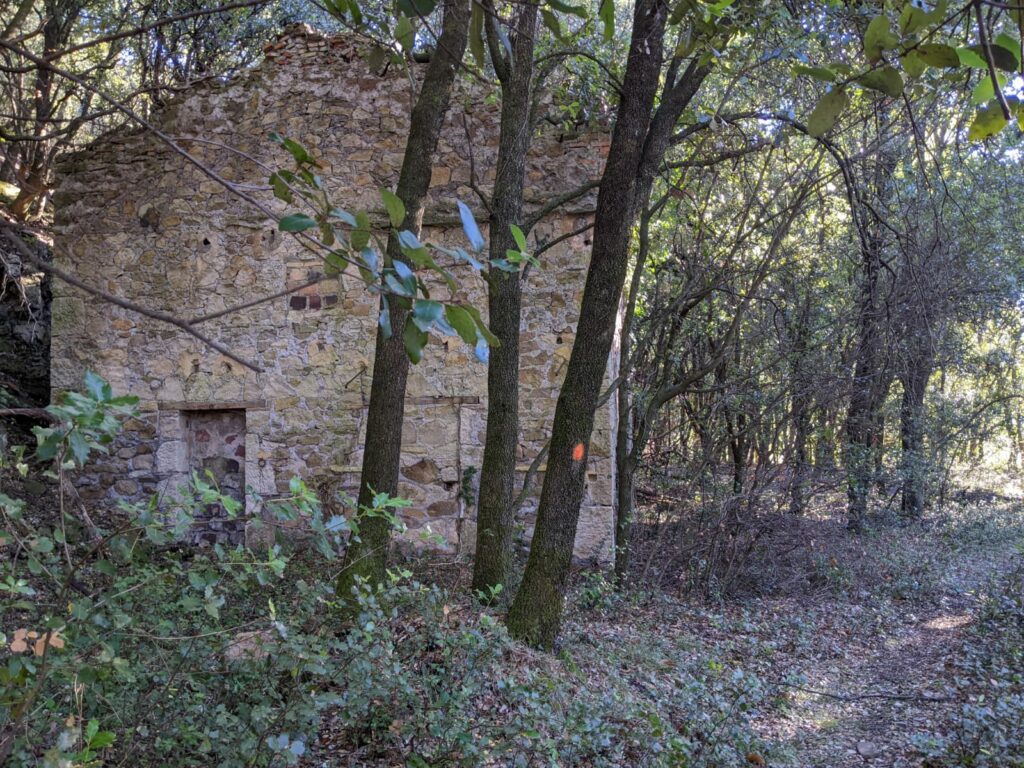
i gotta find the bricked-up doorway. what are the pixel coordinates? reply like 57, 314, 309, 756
183, 409, 246, 546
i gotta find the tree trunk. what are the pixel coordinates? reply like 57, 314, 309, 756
505, 0, 671, 648
337, 0, 471, 600
845, 226, 889, 530
506, 0, 711, 647
471, 0, 540, 596
613, 205, 655, 586
900, 359, 931, 517
788, 310, 811, 514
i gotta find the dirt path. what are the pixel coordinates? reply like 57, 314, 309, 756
751, 522, 1023, 767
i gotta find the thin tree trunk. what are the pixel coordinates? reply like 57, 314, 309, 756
788, 303, 811, 514
505, 0, 675, 648
472, 0, 540, 596
613, 205, 656, 586
337, 0, 471, 600
900, 358, 931, 516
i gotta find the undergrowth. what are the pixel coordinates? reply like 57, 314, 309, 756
1, 374, 768, 767
914, 555, 1024, 767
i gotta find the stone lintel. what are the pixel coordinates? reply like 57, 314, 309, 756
158, 400, 268, 411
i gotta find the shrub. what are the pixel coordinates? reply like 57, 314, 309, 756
1, 374, 769, 766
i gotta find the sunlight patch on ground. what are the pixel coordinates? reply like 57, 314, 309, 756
923, 614, 971, 631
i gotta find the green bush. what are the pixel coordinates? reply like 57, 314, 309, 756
1, 374, 768, 766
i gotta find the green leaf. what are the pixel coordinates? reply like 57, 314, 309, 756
411, 299, 444, 332
380, 188, 405, 228
547, 0, 588, 18
793, 64, 836, 82
279, 214, 318, 233
457, 200, 486, 251
967, 100, 1009, 141
995, 32, 1022, 68
807, 88, 849, 137
965, 44, 1018, 72
397, 0, 435, 17
898, 3, 927, 35
83, 370, 111, 401
68, 430, 90, 465
598, 0, 614, 41
864, 15, 899, 63
857, 66, 904, 97
541, 9, 563, 40
395, 14, 414, 51
510, 224, 528, 252
280, 137, 316, 165
957, 46, 987, 69
445, 305, 478, 346
269, 172, 293, 203
352, 210, 371, 250
916, 43, 960, 68
925, 0, 947, 24
970, 74, 1005, 106
89, 731, 116, 750
901, 50, 926, 78
1011, 8, 1024, 38
403, 320, 428, 363
379, 298, 393, 339
464, 305, 500, 347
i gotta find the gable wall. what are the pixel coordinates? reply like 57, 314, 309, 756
51, 27, 615, 559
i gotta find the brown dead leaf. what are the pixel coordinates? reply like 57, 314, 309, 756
10, 628, 29, 653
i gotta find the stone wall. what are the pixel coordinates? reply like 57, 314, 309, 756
50, 26, 616, 559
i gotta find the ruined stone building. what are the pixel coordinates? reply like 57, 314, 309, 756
51, 27, 617, 559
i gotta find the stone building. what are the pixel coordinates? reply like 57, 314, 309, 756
50, 26, 617, 559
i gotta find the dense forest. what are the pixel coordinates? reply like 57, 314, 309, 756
1, 0, 1024, 765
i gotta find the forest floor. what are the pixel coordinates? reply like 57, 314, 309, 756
550, 488, 1024, 767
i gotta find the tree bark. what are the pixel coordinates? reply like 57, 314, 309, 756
900, 354, 932, 517
337, 0, 471, 600
471, 0, 540, 596
845, 225, 891, 528
506, 0, 712, 645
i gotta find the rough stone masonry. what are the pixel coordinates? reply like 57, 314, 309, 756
50, 26, 618, 559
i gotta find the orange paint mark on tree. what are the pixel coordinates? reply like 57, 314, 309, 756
572, 442, 585, 462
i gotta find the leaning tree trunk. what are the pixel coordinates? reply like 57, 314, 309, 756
337, 0, 471, 601
506, 2, 711, 643
472, 0, 540, 596
505, 0, 670, 648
